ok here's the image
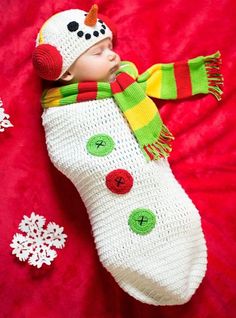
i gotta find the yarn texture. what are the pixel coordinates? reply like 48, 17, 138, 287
42, 97, 207, 305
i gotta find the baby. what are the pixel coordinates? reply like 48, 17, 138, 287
32, 4, 223, 306
60, 37, 120, 84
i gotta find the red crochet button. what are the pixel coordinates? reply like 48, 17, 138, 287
105, 169, 133, 194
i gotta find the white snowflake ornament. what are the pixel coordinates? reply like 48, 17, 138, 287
10, 212, 67, 268
0, 98, 13, 132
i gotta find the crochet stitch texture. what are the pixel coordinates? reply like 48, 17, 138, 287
42, 98, 207, 305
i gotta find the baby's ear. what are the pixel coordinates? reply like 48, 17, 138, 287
60, 71, 74, 82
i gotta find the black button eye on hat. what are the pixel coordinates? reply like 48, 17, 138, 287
67, 21, 79, 32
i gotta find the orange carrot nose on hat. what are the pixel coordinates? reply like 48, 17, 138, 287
32, 4, 117, 81
85, 4, 98, 26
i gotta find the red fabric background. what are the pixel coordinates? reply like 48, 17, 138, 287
0, 0, 236, 317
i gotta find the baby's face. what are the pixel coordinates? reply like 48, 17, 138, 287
64, 37, 120, 83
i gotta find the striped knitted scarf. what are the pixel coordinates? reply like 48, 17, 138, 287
41, 51, 223, 161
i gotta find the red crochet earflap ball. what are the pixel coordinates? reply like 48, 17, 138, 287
32, 44, 63, 81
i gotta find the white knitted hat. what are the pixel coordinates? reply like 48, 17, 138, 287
32, 4, 116, 81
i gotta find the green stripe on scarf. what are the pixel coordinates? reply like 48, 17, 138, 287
188, 56, 208, 95
135, 114, 163, 144
41, 52, 223, 161
113, 82, 146, 112
60, 84, 78, 97
97, 82, 113, 99
160, 63, 177, 99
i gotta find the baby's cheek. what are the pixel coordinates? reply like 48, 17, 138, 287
89, 64, 108, 81
80, 66, 97, 81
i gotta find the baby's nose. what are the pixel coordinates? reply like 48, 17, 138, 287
108, 51, 117, 61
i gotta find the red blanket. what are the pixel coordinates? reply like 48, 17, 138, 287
0, 0, 235, 317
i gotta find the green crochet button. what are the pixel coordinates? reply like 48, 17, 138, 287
86, 134, 115, 157
128, 208, 156, 235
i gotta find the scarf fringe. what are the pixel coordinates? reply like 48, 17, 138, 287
205, 52, 224, 101
143, 125, 174, 160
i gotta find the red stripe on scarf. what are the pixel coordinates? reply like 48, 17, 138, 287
77, 82, 98, 102
174, 62, 192, 98
111, 73, 134, 94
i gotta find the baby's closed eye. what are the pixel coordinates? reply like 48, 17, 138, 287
91, 47, 103, 55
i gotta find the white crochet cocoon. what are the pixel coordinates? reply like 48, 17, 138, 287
42, 98, 207, 306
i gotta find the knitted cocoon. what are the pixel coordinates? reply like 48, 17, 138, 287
42, 98, 207, 306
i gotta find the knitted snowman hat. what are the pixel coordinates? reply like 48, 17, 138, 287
32, 4, 117, 81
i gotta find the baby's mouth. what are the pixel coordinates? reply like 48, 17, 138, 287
110, 64, 120, 74
108, 63, 120, 83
